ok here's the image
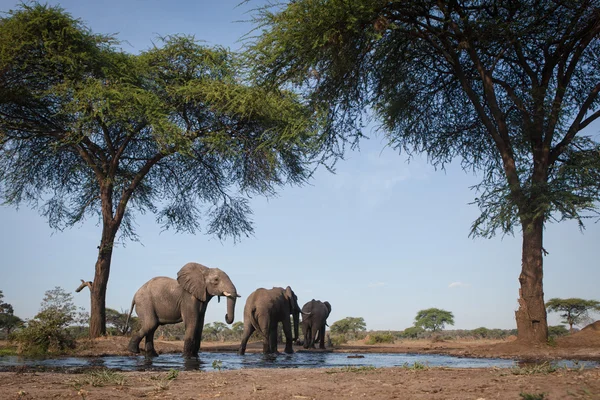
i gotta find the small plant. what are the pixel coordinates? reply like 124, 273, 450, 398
212, 359, 223, 371
0, 347, 17, 356
166, 369, 179, 380
365, 333, 395, 345
519, 392, 547, 400
150, 370, 179, 391
402, 361, 429, 370
69, 369, 126, 389
511, 362, 557, 375
326, 365, 376, 374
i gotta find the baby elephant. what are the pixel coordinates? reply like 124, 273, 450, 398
239, 286, 304, 355
126, 262, 239, 358
301, 299, 331, 349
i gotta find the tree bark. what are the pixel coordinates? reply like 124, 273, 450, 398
515, 216, 548, 343
88, 212, 118, 338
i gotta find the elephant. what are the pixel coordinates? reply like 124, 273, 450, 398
126, 262, 239, 358
238, 286, 304, 355
301, 299, 331, 349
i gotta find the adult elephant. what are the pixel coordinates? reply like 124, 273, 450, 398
301, 299, 331, 349
239, 286, 304, 355
126, 262, 239, 358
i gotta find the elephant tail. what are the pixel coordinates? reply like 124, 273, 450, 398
125, 297, 136, 335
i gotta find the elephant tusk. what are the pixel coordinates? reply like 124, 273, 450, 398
223, 291, 241, 298
301, 311, 311, 315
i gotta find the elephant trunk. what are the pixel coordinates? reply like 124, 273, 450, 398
225, 296, 236, 324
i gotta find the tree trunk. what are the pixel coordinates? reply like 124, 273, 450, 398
89, 223, 117, 338
515, 216, 548, 343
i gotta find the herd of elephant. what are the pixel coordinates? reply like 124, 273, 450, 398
125, 262, 332, 358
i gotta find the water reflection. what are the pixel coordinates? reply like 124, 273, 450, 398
0, 352, 597, 372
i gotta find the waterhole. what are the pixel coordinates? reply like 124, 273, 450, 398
1, 352, 597, 372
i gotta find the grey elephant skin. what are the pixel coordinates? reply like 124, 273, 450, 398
239, 286, 302, 355
301, 299, 331, 349
126, 262, 239, 358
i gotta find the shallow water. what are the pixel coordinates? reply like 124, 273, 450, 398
1, 352, 597, 372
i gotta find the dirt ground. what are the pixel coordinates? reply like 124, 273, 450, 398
1, 323, 599, 399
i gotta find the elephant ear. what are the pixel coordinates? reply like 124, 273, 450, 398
177, 263, 208, 302
285, 286, 298, 310
324, 301, 332, 316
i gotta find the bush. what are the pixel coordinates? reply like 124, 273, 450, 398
365, 333, 395, 345
330, 334, 347, 346
11, 287, 81, 355
12, 310, 76, 355
400, 326, 425, 339
548, 325, 569, 338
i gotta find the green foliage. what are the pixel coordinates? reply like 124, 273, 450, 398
330, 334, 347, 346
249, 0, 600, 236
545, 298, 600, 330
402, 361, 429, 371
0, 290, 23, 338
330, 317, 366, 338
511, 362, 557, 375
105, 308, 135, 335
365, 333, 395, 345
11, 287, 82, 355
414, 308, 455, 332
326, 366, 376, 374
69, 369, 126, 389
212, 359, 223, 371
400, 326, 425, 339
547, 325, 569, 338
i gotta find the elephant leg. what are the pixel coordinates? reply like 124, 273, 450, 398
319, 323, 326, 349
268, 322, 278, 354
239, 323, 256, 355
303, 325, 311, 349
183, 322, 199, 358
192, 310, 206, 356
282, 317, 294, 354
128, 331, 143, 353
144, 326, 159, 357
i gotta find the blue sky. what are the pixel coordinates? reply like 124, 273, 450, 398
1, 0, 599, 332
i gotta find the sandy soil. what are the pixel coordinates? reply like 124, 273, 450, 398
1, 324, 599, 399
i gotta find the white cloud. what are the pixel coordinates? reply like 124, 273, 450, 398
448, 281, 471, 288
368, 282, 386, 288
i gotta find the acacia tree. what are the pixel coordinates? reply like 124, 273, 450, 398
414, 308, 455, 332
0, 4, 319, 337
330, 317, 367, 338
248, 0, 600, 343
546, 298, 600, 331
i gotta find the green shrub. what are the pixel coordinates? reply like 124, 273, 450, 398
365, 333, 395, 345
548, 325, 569, 338
330, 334, 347, 346
400, 326, 425, 339
11, 287, 80, 355
12, 311, 76, 355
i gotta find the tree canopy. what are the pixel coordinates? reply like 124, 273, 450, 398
0, 3, 321, 337
414, 308, 455, 331
546, 298, 600, 331
330, 317, 367, 336
0, 290, 22, 338
248, 0, 600, 343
